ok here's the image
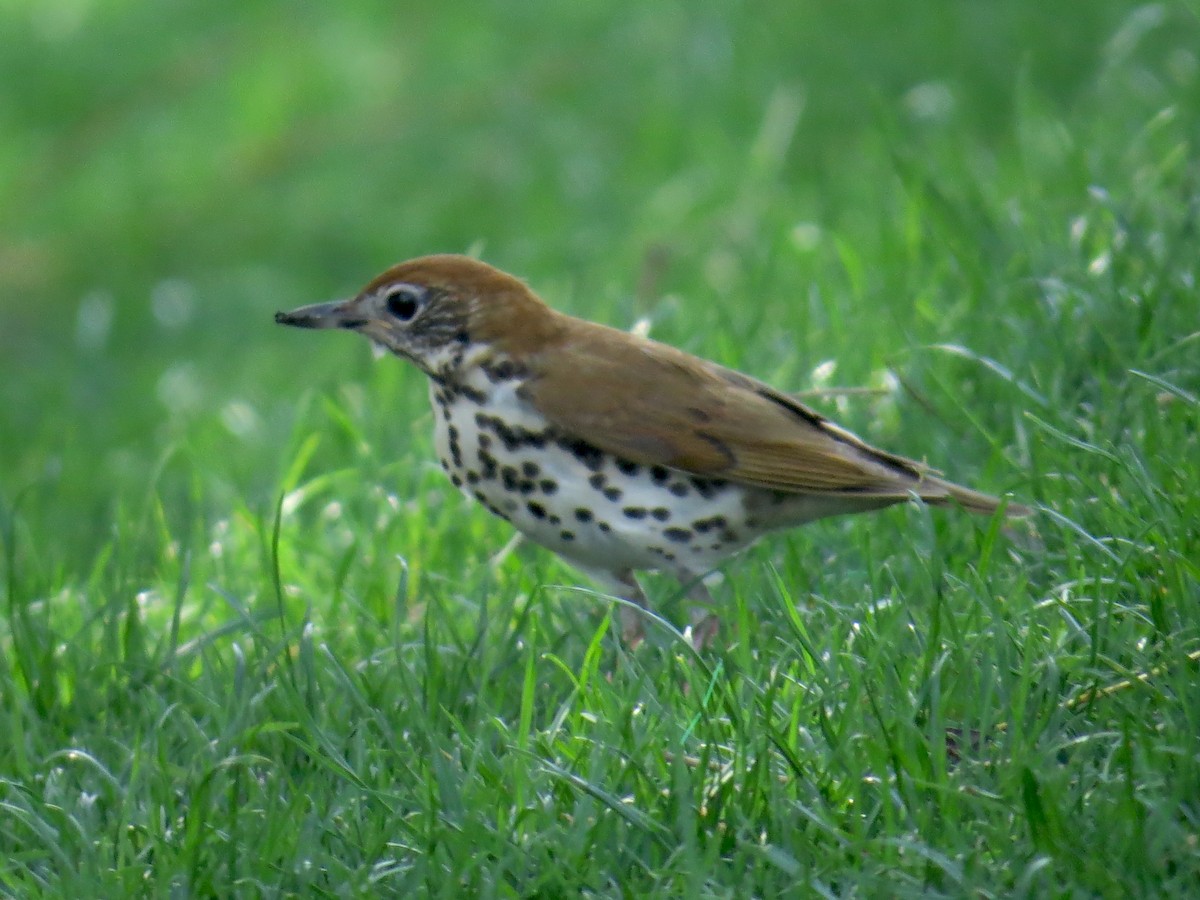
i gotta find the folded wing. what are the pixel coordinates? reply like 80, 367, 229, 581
521, 325, 1024, 515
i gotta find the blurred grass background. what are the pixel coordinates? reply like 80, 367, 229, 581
2, 0, 1199, 894
3, 0, 1179, 559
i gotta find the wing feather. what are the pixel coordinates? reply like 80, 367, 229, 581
521, 326, 940, 498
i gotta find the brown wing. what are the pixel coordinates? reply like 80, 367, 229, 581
521, 325, 945, 495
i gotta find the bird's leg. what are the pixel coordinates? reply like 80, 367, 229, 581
614, 571, 651, 647
573, 564, 651, 647
614, 569, 719, 649
621, 572, 720, 650
679, 573, 720, 650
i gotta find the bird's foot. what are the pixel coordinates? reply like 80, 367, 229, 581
685, 612, 720, 650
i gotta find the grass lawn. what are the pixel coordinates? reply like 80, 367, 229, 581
2, 1, 1199, 895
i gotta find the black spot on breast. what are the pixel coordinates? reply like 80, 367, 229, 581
603, 487, 622, 502
663, 527, 692, 543
481, 357, 526, 383
588, 473, 606, 490
501, 467, 519, 491
495, 421, 521, 451
478, 451, 498, 480
651, 507, 670, 522
623, 507, 647, 520
549, 514, 561, 525
668, 482, 690, 498
519, 480, 537, 495
560, 530, 575, 542
598, 522, 611, 533
560, 437, 606, 471
615, 459, 640, 476
466, 472, 480, 485
522, 461, 540, 478
690, 477, 723, 499
527, 501, 547, 519
483, 417, 549, 452
650, 465, 671, 484
693, 515, 727, 534
574, 508, 593, 523
450, 474, 463, 488
478, 434, 491, 450
539, 479, 558, 494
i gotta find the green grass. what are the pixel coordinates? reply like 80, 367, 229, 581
3, 0, 1199, 895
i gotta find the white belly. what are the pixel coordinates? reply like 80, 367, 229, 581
428, 379, 754, 579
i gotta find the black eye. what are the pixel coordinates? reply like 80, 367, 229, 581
385, 287, 420, 321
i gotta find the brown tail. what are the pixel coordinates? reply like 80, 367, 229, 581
922, 476, 1032, 518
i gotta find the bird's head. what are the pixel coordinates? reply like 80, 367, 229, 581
275, 255, 562, 376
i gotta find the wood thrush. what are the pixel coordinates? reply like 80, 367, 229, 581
276, 255, 1028, 645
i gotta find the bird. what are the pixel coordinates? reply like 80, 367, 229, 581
276, 255, 1029, 646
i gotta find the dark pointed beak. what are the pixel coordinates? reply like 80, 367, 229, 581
274, 299, 366, 330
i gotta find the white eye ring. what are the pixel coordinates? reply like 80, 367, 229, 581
385, 286, 420, 321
